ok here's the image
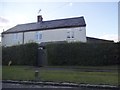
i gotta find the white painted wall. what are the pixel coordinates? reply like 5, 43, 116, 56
2, 27, 86, 46
2, 33, 23, 46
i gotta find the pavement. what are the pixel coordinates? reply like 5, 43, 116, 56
2, 80, 119, 90
2, 83, 117, 90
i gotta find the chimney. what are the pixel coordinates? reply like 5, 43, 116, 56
37, 15, 43, 22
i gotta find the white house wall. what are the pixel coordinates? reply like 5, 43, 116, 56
2, 33, 23, 46
24, 32, 36, 43
24, 27, 86, 44
42, 27, 86, 43
2, 27, 86, 46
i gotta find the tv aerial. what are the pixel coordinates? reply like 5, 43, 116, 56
38, 9, 42, 15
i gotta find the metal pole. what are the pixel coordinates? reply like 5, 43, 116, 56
35, 70, 39, 81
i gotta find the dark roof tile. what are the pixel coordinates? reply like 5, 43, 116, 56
87, 37, 114, 43
2, 16, 86, 34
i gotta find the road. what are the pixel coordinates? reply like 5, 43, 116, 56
2, 83, 118, 90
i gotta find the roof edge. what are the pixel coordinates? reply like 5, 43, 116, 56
2, 16, 86, 34
2, 25, 86, 34
87, 36, 114, 42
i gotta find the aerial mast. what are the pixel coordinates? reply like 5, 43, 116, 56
38, 9, 42, 15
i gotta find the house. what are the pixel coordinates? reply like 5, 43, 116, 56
1, 15, 87, 47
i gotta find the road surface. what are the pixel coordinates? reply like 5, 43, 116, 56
2, 83, 118, 90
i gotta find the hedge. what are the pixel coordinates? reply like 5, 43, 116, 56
46, 42, 119, 66
2, 43, 38, 66
2, 42, 119, 66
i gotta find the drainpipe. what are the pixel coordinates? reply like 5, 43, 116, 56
23, 32, 24, 44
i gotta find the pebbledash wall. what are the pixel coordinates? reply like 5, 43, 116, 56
2, 27, 86, 47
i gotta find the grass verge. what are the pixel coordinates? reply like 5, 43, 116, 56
2, 66, 118, 86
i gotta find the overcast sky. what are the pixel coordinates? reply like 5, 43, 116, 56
0, 1, 119, 42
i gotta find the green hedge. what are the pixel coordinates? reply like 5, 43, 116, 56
2, 43, 38, 66
2, 42, 119, 66
46, 42, 119, 66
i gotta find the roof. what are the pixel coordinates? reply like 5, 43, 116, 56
2, 16, 86, 34
87, 37, 114, 43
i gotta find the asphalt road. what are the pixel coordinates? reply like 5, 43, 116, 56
2, 83, 118, 90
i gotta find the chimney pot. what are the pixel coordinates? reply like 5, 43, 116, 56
37, 15, 43, 22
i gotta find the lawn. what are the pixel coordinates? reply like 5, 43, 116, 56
2, 65, 118, 86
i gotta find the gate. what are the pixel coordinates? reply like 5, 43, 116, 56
37, 46, 47, 67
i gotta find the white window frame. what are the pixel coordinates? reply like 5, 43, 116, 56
67, 31, 70, 38
71, 31, 74, 38
36, 32, 42, 41
14, 33, 18, 40
67, 31, 74, 39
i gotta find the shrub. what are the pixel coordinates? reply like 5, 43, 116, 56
2, 43, 38, 66
46, 42, 118, 66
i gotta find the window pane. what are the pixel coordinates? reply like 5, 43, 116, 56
14, 33, 17, 40
72, 31, 74, 38
67, 31, 70, 38
36, 32, 42, 40
39, 33, 42, 40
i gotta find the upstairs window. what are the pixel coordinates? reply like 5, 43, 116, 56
36, 32, 42, 40
71, 31, 74, 38
14, 33, 18, 40
67, 31, 74, 38
67, 31, 70, 38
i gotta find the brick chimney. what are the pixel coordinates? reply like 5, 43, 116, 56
37, 15, 43, 22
